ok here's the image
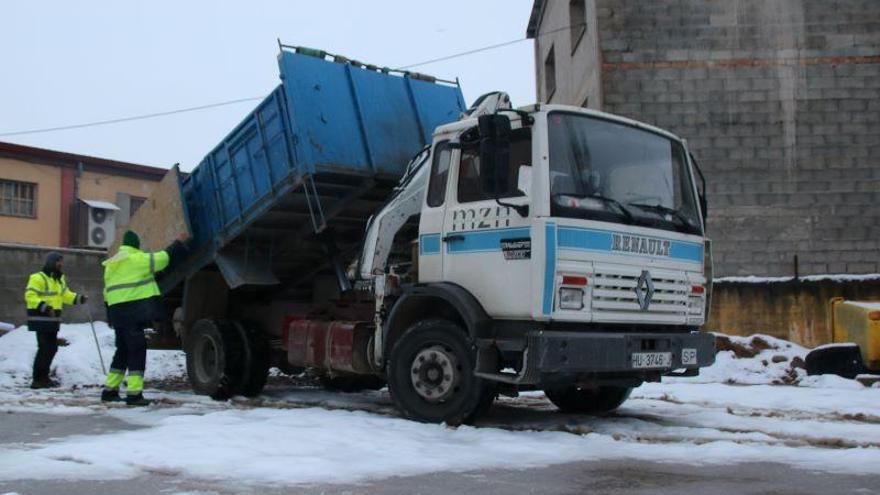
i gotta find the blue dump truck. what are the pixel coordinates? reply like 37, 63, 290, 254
145, 45, 715, 424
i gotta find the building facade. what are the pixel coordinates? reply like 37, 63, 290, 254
528, 0, 880, 277
0, 141, 168, 248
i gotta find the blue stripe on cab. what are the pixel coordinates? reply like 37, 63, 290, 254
557, 226, 702, 264
420, 233, 441, 255
669, 241, 703, 263
542, 223, 557, 315
445, 227, 530, 253
557, 228, 612, 252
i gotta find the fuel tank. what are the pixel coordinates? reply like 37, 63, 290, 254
285, 319, 375, 374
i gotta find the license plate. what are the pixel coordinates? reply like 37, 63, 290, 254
631, 352, 672, 369
682, 348, 698, 365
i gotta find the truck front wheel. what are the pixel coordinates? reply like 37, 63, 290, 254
387, 319, 494, 424
544, 386, 632, 415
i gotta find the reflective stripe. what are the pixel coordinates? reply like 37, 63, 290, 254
105, 370, 125, 389
28, 316, 61, 322
27, 288, 58, 296
105, 278, 154, 293
127, 374, 145, 393
149, 253, 155, 274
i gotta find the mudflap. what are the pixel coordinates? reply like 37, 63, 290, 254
805, 344, 866, 379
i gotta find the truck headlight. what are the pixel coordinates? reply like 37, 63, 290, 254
559, 288, 584, 310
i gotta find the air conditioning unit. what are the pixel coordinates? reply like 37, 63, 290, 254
74, 199, 120, 249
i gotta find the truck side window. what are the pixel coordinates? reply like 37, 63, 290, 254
426, 141, 452, 207
458, 128, 530, 203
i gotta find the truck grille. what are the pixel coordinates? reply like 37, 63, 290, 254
591, 268, 690, 317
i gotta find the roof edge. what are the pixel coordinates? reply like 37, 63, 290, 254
0, 140, 169, 179
526, 0, 545, 38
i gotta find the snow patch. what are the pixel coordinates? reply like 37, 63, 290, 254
715, 273, 880, 284
666, 333, 809, 386
1, 403, 880, 485
848, 301, 880, 311
798, 374, 867, 390
0, 323, 185, 389
811, 342, 860, 351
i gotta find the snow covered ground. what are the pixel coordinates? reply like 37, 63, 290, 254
1, 324, 879, 488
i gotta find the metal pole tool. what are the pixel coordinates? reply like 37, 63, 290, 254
86, 304, 107, 375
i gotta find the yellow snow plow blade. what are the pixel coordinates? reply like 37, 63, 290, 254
831, 297, 880, 371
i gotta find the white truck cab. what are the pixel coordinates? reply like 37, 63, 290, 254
420, 104, 708, 325
361, 95, 715, 423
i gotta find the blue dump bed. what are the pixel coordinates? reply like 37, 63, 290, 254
164, 48, 466, 293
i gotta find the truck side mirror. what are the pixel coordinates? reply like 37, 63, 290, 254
699, 194, 708, 220
517, 165, 532, 196
478, 114, 511, 195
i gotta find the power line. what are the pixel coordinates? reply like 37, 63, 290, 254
395, 38, 527, 70
394, 22, 582, 70
1, 23, 583, 137
0, 96, 264, 137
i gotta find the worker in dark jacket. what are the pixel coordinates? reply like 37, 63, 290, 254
102, 230, 189, 406
24, 252, 87, 389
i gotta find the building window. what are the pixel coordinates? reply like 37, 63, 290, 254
130, 196, 147, 215
0, 179, 37, 218
545, 46, 556, 100
570, 0, 586, 53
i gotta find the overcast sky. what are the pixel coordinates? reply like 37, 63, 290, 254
0, 1, 535, 171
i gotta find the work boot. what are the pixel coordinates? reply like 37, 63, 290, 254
125, 393, 152, 407
101, 389, 123, 403
30, 378, 59, 389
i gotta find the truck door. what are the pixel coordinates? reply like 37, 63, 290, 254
417, 140, 453, 282
440, 127, 533, 318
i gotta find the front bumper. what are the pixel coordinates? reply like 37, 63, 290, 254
531, 331, 715, 373
475, 330, 715, 385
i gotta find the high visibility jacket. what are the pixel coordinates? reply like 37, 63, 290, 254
24, 272, 79, 326
103, 246, 170, 306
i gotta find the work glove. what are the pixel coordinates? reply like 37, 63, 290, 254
56, 337, 70, 347
37, 302, 53, 315
77, 294, 89, 305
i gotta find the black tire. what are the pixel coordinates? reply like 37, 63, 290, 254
805, 345, 866, 379
544, 386, 632, 414
185, 319, 246, 400
387, 319, 494, 424
237, 322, 271, 398
319, 374, 386, 393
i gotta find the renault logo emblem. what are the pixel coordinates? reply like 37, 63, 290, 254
635, 270, 654, 311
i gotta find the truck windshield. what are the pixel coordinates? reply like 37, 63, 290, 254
548, 112, 702, 235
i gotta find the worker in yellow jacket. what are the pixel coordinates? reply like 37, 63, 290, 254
24, 251, 88, 388
102, 230, 189, 406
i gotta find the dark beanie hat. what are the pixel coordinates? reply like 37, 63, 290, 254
122, 230, 141, 249
43, 251, 64, 277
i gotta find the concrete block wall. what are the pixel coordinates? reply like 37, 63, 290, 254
0, 244, 106, 327
592, 0, 880, 276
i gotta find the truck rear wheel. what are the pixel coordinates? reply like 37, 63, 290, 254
544, 386, 632, 415
387, 319, 494, 424
185, 319, 246, 400
233, 322, 271, 398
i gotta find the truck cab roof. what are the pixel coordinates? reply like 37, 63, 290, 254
433, 103, 685, 144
